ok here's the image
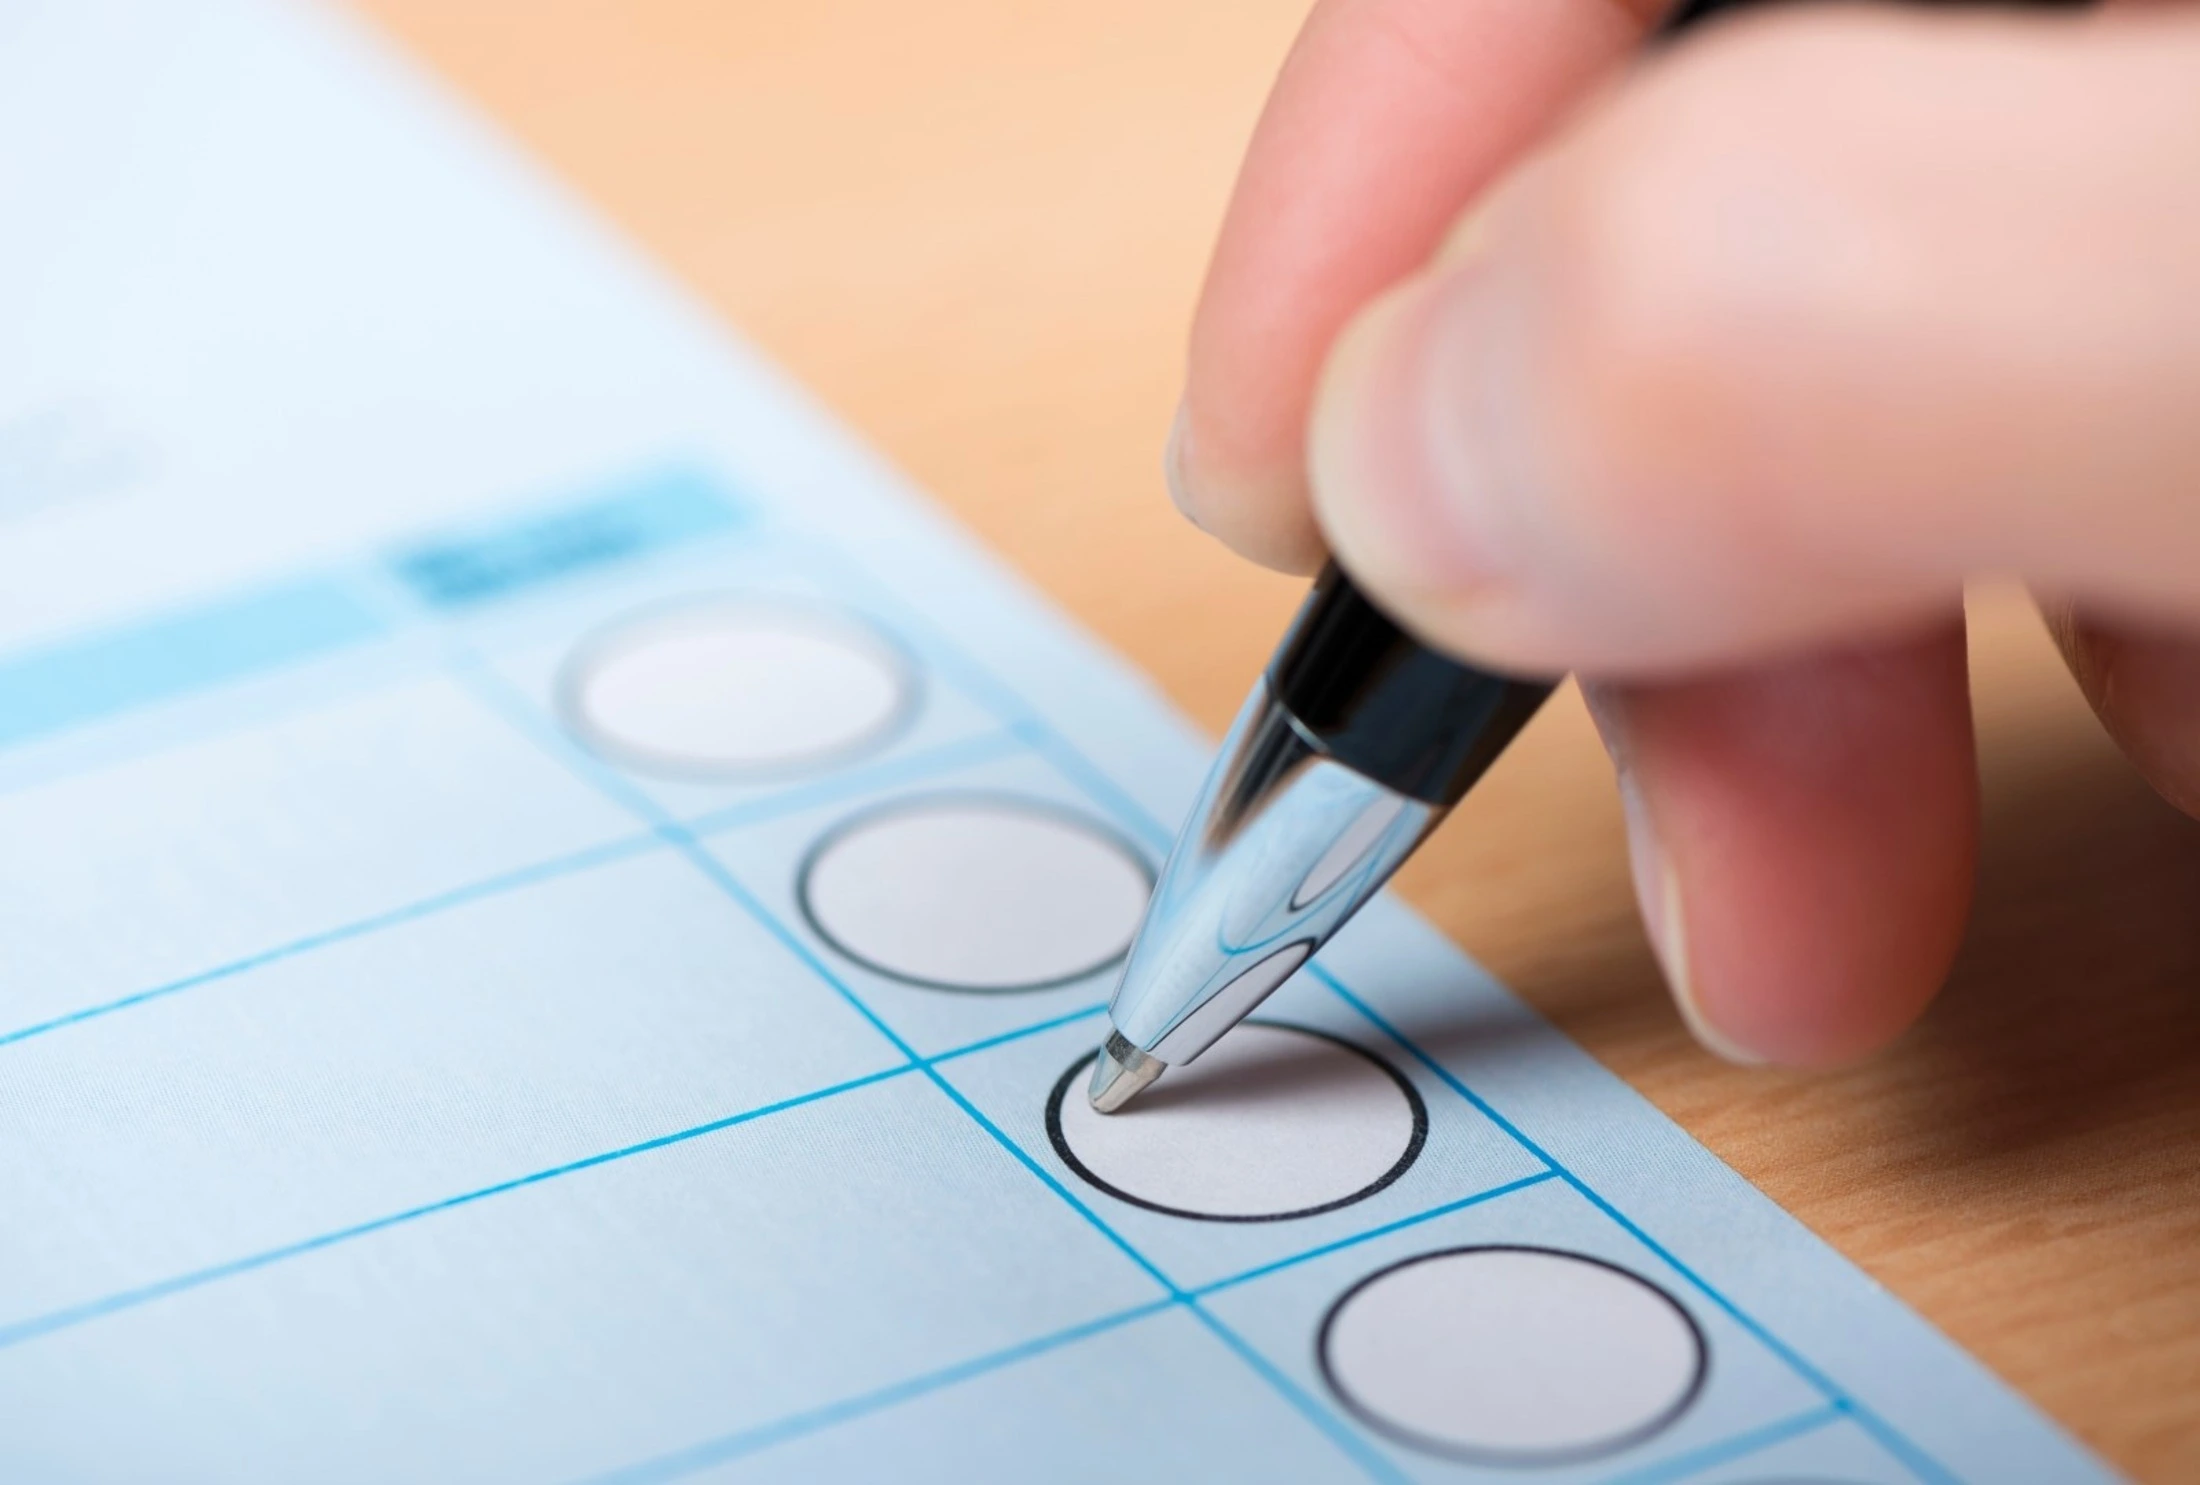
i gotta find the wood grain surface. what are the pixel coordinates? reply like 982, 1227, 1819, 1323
355, 3, 2200, 1475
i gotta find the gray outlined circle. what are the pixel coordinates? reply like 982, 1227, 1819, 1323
558, 594, 919, 781
1046, 1020, 1427, 1222
1317, 1245, 1708, 1466
797, 791, 1155, 993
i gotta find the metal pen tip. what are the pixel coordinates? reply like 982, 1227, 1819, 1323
1086, 1029, 1165, 1115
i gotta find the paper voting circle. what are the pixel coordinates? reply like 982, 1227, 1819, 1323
1049, 1022, 1426, 1221
799, 795, 1152, 992
562, 599, 914, 778
1319, 1246, 1706, 1463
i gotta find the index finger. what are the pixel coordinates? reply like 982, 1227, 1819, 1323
1176, 0, 1661, 572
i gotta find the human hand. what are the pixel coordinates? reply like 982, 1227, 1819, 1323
1169, 0, 2200, 1065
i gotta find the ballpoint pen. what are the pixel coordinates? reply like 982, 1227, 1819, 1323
1087, 563, 1550, 1112
1086, 0, 2078, 1114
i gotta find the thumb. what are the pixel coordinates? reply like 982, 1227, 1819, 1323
1306, 5, 2200, 676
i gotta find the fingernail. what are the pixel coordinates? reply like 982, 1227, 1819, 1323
1305, 250, 1534, 606
1613, 775, 1757, 1065
1586, 687, 1760, 1064
1580, 679, 1767, 1070
1163, 401, 1202, 530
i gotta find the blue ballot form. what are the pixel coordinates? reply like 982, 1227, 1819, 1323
0, 4, 2117, 1482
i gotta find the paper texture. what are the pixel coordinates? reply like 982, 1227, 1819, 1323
0, 3, 2114, 1481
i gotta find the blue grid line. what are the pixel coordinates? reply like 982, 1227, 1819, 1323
1841, 1400, 1963, 1485
448, 655, 929, 1062
915, 1051, 1177, 1294
1310, 965, 1958, 1485
583, 1156, 1886, 1485
773, 536, 1182, 859
0, 1003, 1131, 1353
676, 727, 1022, 837
891, 1013, 1403, 1483
449, 649, 1405, 1485
771, 534, 1950, 1482
862, 618, 1960, 1479
789, 542, 1959, 1484
900, 1049, 1403, 1482
0, 486, 2000, 1480
790, 555, 1962, 1485
1191, 1169, 1561, 1299
1008, 718, 1179, 857
412, 536, 1943, 1484
0, 1064, 908, 1351
570, 1298, 1184, 1485
0, 829, 663, 1049
932, 1000, 1104, 1059
1191, 1304, 1414, 1485
577, 1168, 1570, 1485
0, 727, 1025, 1055
1599, 1401, 1846, 1485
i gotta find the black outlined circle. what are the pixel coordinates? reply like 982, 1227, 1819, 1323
797, 791, 1155, 994
1046, 1020, 1428, 1223
557, 594, 920, 781
1316, 1244, 1709, 1466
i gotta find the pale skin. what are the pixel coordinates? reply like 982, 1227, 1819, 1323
1170, 0, 2200, 1065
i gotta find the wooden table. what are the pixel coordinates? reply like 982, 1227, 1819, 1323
359, 3, 2200, 1475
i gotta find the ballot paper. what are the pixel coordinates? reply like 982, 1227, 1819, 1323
0, 4, 2116, 1482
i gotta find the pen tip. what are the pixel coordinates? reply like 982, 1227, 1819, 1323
1087, 1030, 1165, 1115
